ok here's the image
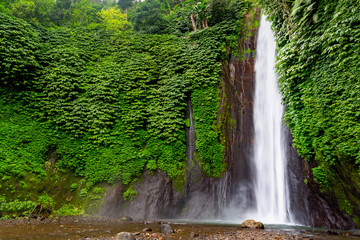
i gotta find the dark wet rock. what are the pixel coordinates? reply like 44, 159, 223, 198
101, 170, 183, 220
142, 228, 152, 232
190, 232, 199, 238
285, 126, 357, 230
160, 223, 174, 234
241, 219, 264, 229
327, 230, 339, 235
120, 216, 133, 222
115, 232, 134, 240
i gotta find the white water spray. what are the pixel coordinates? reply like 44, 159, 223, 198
251, 15, 292, 224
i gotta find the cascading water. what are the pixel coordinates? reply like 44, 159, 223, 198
250, 15, 292, 224
187, 101, 195, 168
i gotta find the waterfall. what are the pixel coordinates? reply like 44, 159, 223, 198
186, 100, 201, 183
187, 100, 196, 170
251, 15, 292, 224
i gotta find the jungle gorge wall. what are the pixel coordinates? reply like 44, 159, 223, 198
99, 10, 260, 221
100, 7, 358, 230
0, 0, 359, 230
0, 4, 253, 220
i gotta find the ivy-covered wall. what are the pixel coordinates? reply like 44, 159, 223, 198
0, 1, 253, 217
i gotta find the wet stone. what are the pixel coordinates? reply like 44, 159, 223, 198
241, 219, 264, 229
115, 232, 134, 240
160, 224, 174, 234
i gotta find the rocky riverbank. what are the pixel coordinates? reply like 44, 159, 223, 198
84, 229, 328, 240
0, 217, 359, 240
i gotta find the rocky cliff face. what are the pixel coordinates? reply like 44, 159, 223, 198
284, 126, 356, 229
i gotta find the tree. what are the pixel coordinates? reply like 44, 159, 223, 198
9, 0, 37, 23
100, 0, 117, 9
33, 0, 56, 25
130, 0, 167, 34
181, 0, 208, 31
0, 1, 10, 14
206, 0, 250, 26
118, 0, 133, 11
99, 7, 131, 31
48, 0, 72, 26
71, 0, 101, 26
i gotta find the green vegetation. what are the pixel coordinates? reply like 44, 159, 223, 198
4, 0, 358, 223
0, 197, 36, 215
0, 0, 253, 216
258, 0, 360, 220
56, 204, 84, 216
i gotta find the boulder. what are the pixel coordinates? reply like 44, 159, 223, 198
241, 219, 264, 229
115, 232, 135, 240
160, 223, 174, 234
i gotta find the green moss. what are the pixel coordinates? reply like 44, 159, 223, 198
312, 166, 331, 191
184, 119, 191, 128
352, 215, 360, 227
172, 171, 186, 193
123, 186, 138, 202
70, 183, 78, 192
84, 186, 107, 215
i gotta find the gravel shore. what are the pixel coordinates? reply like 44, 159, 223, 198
0, 217, 358, 240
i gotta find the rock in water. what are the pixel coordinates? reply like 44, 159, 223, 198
241, 219, 264, 229
115, 232, 135, 240
160, 223, 174, 234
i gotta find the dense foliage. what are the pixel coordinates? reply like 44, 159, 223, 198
259, 0, 360, 219
0, 14, 40, 87
0, 0, 250, 34
0, 0, 252, 215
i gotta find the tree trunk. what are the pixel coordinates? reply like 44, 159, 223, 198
190, 13, 197, 31
204, 18, 208, 28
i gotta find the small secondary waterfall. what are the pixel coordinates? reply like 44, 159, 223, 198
251, 15, 292, 224
188, 101, 195, 167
